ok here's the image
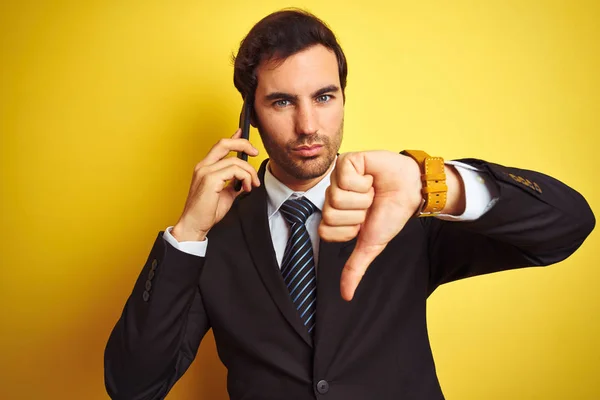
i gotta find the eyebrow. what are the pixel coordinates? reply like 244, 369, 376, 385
264, 85, 340, 102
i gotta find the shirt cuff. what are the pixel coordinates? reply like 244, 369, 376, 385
436, 161, 499, 221
163, 226, 208, 257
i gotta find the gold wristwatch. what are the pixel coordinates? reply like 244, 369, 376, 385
400, 150, 447, 217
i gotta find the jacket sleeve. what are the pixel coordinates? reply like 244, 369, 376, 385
424, 158, 596, 294
104, 232, 210, 399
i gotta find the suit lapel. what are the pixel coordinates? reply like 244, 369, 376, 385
238, 160, 313, 347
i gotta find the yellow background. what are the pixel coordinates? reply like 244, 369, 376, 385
1, 0, 598, 399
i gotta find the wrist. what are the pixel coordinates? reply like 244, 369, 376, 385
400, 150, 454, 217
401, 154, 425, 215
171, 223, 208, 242
441, 165, 466, 215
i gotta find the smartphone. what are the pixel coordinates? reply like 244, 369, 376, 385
234, 97, 253, 191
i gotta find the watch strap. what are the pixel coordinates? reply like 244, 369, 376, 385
400, 150, 447, 216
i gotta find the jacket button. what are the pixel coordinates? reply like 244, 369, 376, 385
148, 270, 155, 280
316, 380, 329, 394
145, 280, 152, 291
151, 259, 158, 270
142, 290, 150, 302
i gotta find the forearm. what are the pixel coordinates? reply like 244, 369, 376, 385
426, 159, 595, 289
104, 233, 209, 399
458, 160, 594, 260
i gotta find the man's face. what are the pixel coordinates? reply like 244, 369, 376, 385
253, 44, 344, 181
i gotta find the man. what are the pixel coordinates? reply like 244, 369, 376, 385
104, 9, 595, 400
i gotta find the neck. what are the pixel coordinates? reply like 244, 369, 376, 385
269, 162, 334, 192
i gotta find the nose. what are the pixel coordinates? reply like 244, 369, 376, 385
295, 101, 318, 136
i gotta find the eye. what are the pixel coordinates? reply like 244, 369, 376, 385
274, 99, 291, 108
316, 94, 332, 103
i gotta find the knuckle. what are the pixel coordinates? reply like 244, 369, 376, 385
346, 151, 360, 161
321, 211, 333, 225
229, 157, 242, 167
338, 174, 352, 190
243, 161, 255, 173
237, 169, 250, 180
235, 163, 248, 173
232, 156, 247, 168
194, 163, 207, 176
344, 152, 361, 168
329, 190, 344, 209
368, 187, 375, 199
318, 225, 331, 241
321, 206, 336, 224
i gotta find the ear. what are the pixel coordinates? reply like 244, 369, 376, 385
250, 108, 258, 128
248, 91, 258, 128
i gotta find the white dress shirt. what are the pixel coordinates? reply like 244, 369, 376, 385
163, 160, 499, 265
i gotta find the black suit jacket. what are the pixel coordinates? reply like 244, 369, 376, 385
104, 158, 595, 399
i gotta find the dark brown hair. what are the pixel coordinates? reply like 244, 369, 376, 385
233, 9, 348, 101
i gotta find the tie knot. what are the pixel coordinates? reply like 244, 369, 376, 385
280, 197, 316, 225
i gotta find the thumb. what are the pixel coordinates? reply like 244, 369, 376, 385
340, 241, 386, 301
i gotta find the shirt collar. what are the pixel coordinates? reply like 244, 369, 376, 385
264, 159, 336, 219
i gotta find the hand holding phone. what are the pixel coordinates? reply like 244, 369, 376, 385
170, 109, 259, 242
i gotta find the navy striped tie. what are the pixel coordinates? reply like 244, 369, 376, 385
280, 197, 318, 335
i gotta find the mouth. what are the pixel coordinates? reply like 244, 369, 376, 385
292, 145, 323, 157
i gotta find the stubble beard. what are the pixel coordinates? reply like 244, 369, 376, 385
258, 120, 344, 181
